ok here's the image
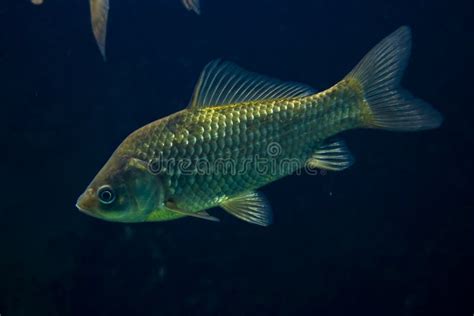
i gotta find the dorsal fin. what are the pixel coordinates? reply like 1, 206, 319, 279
188, 60, 316, 109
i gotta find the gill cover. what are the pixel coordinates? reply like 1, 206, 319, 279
125, 158, 164, 215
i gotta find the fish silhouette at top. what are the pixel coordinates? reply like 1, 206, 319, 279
76, 27, 443, 226
90, 0, 200, 59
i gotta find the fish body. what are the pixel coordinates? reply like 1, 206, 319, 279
90, 0, 200, 59
116, 80, 364, 218
76, 27, 442, 225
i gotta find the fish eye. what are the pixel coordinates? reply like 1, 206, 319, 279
97, 185, 116, 204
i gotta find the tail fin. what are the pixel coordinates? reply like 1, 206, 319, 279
346, 26, 443, 131
181, 0, 201, 15
90, 0, 109, 60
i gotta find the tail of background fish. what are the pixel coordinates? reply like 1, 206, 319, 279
90, 0, 109, 60
346, 26, 443, 131
181, 0, 201, 15
90, 0, 200, 60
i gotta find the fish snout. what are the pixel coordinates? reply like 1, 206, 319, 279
75, 189, 96, 215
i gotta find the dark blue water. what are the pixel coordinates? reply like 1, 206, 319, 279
2, 0, 473, 315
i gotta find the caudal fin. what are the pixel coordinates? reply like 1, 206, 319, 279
346, 26, 443, 131
181, 0, 201, 15
90, 0, 109, 60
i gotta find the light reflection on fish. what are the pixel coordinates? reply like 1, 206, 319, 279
90, 0, 200, 59
76, 27, 442, 226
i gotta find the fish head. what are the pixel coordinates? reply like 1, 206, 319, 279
76, 156, 164, 222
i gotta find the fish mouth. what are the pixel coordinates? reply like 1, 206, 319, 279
75, 202, 89, 214
76, 202, 93, 217
75, 193, 94, 216
75, 200, 103, 220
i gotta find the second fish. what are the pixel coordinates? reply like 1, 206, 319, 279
90, 0, 200, 59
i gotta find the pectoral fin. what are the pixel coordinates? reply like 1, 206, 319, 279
90, 0, 109, 59
220, 191, 272, 226
165, 201, 220, 222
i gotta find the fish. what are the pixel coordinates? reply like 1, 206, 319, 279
181, 0, 201, 14
76, 26, 443, 226
90, 0, 200, 59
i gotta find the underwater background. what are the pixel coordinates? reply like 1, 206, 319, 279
1, 0, 473, 315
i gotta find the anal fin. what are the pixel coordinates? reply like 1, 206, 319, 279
306, 139, 354, 171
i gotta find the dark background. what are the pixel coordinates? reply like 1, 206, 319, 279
1, 0, 473, 315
